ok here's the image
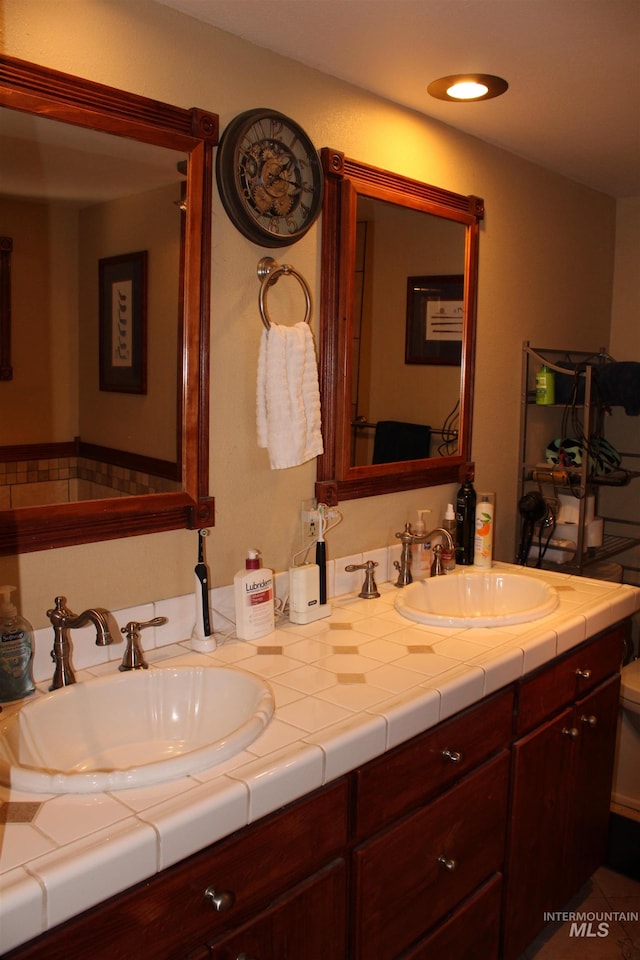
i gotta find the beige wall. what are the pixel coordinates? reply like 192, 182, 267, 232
610, 197, 640, 361
0, 197, 79, 444
0, 0, 622, 626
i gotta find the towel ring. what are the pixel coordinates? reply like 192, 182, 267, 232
257, 256, 312, 331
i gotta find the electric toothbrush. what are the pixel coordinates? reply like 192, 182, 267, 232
193, 528, 212, 639
316, 503, 327, 605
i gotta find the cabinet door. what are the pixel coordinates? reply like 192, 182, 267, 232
566, 675, 621, 894
353, 753, 509, 960
502, 706, 574, 960
208, 860, 346, 960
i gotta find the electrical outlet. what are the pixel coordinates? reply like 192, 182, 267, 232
300, 500, 318, 542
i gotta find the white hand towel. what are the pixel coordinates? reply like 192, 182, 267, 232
256, 322, 324, 470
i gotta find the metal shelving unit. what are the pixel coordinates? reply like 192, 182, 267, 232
518, 342, 640, 576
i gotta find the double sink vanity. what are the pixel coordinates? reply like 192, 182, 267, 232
1, 562, 639, 959
2, 46, 637, 960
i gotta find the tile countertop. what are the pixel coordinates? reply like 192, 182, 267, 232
1, 562, 639, 953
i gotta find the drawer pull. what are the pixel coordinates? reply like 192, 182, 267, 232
562, 726, 580, 740
203, 886, 236, 911
437, 854, 458, 872
441, 748, 462, 763
236, 954, 257, 960
575, 668, 592, 680
581, 714, 597, 728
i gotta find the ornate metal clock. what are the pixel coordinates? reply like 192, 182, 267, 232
216, 108, 323, 247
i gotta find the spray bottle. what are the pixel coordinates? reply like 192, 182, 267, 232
0, 585, 35, 702
442, 503, 457, 571
455, 478, 477, 565
474, 494, 495, 568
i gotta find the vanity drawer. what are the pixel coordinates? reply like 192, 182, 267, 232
353, 685, 514, 838
516, 622, 626, 734
352, 751, 509, 960
400, 873, 502, 960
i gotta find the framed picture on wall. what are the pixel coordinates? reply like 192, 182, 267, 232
99, 251, 148, 393
405, 274, 464, 365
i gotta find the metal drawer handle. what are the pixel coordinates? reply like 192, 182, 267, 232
575, 668, 592, 680
203, 886, 236, 911
562, 726, 580, 740
236, 954, 257, 960
581, 714, 597, 728
437, 854, 458, 871
441, 748, 462, 763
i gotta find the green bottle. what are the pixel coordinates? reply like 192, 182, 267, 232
535, 365, 555, 405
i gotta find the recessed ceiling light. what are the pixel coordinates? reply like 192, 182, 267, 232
428, 74, 508, 102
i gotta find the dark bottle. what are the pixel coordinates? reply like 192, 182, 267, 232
455, 478, 476, 565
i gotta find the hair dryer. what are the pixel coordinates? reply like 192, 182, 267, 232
516, 491, 548, 565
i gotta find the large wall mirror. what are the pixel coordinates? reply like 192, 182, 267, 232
0, 54, 217, 553
315, 149, 484, 503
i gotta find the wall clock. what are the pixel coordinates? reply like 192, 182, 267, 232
216, 108, 324, 247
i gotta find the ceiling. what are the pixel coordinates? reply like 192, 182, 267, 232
156, 0, 640, 199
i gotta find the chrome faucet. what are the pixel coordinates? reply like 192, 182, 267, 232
47, 596, 113, 690
393, 524, 455, 587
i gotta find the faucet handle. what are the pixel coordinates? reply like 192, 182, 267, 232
122, 616, 168, 634
119, 617, 168, 671
345, 561, 380, 599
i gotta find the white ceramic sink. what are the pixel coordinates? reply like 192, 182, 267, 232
0, 665, 274, 794
395, 570, 559, 628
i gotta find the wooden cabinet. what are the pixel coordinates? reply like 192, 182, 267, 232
503, 625, 625, 960
352, 688, 514, 960
4, 780, 348, 960
5, 622, 627, 960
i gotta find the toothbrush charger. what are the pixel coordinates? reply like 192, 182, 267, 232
289, 564, 331, 624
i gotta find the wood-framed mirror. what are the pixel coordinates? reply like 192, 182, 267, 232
315, 148, 484, 504
0, 54, 217, 554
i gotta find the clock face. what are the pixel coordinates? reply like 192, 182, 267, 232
216, 109, 324, 247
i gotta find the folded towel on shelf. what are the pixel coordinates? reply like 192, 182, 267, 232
256, 321, 324, 470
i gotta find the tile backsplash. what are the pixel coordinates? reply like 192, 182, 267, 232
29, 544, 403, 685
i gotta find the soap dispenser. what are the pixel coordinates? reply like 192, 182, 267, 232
411, 509, 432, 580
0, 585, 35, 702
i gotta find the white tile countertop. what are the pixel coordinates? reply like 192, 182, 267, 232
1, 562, 639, 953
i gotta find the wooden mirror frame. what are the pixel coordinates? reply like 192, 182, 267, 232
0, 54, 217, 554
315, 148, 484, 504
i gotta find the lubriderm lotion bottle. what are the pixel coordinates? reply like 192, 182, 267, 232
234, 550, 275, 640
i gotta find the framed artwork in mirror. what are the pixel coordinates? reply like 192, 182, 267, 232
405, 274, 463, 365
99, 251, 147, 394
